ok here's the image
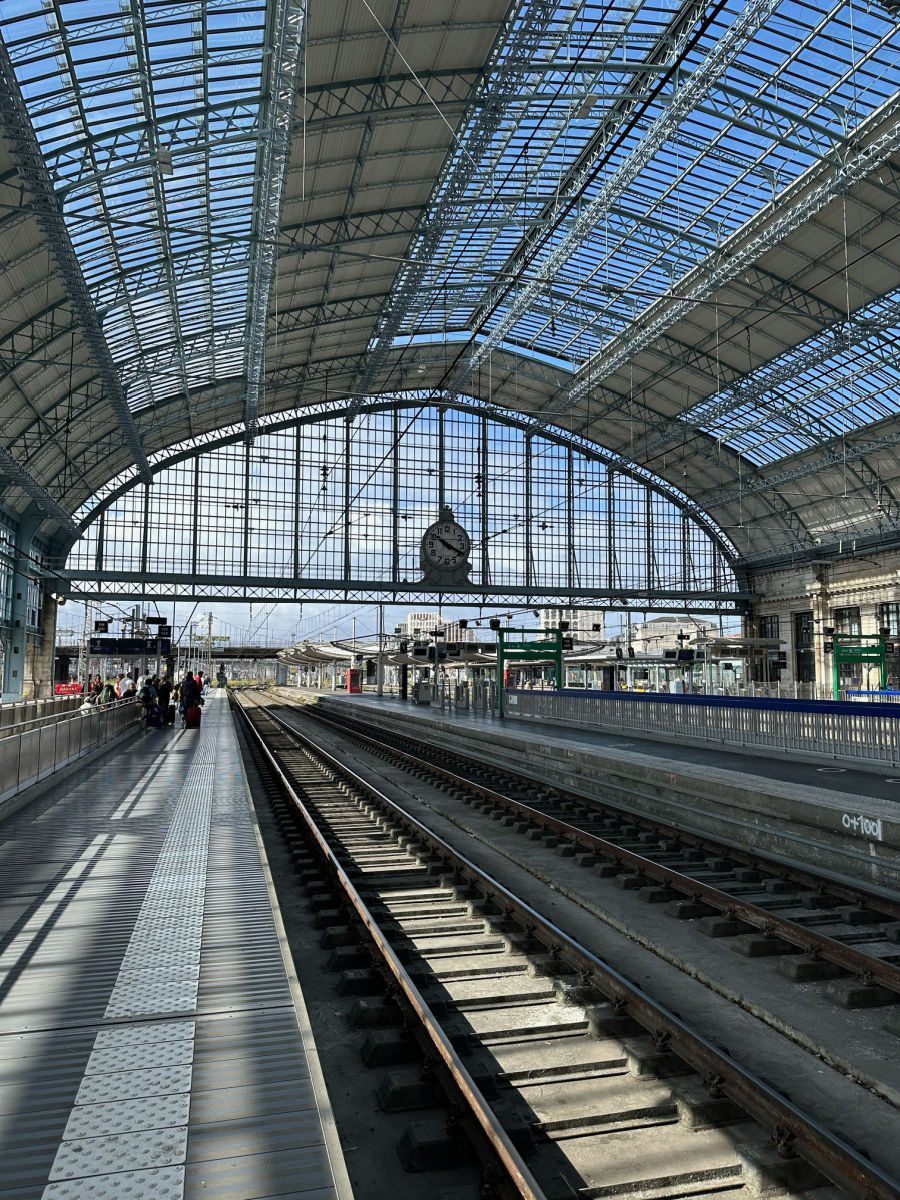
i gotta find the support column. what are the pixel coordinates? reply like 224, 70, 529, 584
812, 568, 830, 696
3, 512, 40, 700
25, 594, 57, 699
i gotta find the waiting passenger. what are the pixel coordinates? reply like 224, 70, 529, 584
181, 670, 200, 711
138, 678, 157, 713
98, 678, 117, 705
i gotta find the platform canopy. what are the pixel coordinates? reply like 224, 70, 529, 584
0, 0, 899, 568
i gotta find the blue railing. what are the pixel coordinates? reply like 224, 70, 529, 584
505, 687, 900, 767
536, 688, 900, 718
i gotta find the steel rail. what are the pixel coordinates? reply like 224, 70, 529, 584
240, 695, 900, 1200
233, 697, 547, 1200
308, 705, 900, 993
309, 700, 900, 916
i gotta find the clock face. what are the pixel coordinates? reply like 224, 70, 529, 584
423, 520, 471, 569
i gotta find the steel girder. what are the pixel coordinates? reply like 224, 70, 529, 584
350, 0, 561, 402
280, 205, 420, 258
554, 95, 900, 419
0, 446, 77, 535
0, 42, 151, 487
289, 0, 415, 393
78, 392, 741, 571
47, 97, 263, 200
301, 68, 476, 130
461, 0, 780, 385
410, 0, 720, 376
609, 204, 900, 462
243, 0, 306, 437
683, 328, 900, 455
701, 426, 900, 516
93, 244, 252, 321
273, 293, 390, 339
67, 572, 746, 608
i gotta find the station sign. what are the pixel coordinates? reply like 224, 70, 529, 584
93, 620, 109, 632
54, 682, 83, 696
89, 636, 171, 655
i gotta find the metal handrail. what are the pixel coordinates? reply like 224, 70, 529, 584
0, 696, 135, 738
0, 699, 140, 806
509, 688, 900, 768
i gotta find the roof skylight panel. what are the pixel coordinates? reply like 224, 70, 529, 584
0, 0, 267, 413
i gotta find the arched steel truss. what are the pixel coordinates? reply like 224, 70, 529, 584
63, 401, 745, 610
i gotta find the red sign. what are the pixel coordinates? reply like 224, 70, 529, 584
54, 682, 84, 696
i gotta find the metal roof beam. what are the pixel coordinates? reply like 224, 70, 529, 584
48, 97, 262, 199
351, 0, 562, 403
699, 425, 900, 510
291, 0, 413, 392
301, 67, 475, 129
462, 0, 781, 387
0, 40, 151, 484
553, 94, 900, 420
0, 446, 77, 536
622, 302, 900, 464
243, 0, 306, 438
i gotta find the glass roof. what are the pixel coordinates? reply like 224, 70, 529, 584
0, 0, 266, 411
384, 0, 900, 460
688, 289, 900, 464
0, 0, 898, 491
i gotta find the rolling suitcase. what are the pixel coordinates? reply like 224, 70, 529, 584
184, 704, 202, 729
146, 705, 163, 729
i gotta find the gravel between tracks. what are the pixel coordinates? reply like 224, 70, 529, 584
266, 700, 900, 1186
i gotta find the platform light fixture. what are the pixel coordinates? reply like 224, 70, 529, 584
573, 92, 597, 119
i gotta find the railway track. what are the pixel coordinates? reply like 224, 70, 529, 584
233, 691, 900, 1200
290, 698, 900, 1022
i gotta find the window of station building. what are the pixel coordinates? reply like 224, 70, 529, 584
758, 614, 780, 640
793, 611, 815, 683
26, 538, 49, 630
878, 603, 900, 636
832, 606, 861, 636
0, 511, 15, 626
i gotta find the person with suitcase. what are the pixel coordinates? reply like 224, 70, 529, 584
180, 669, 202, 729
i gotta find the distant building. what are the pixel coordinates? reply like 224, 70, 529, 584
402, 611, 475, 643
404, 611, 438, 638
539, 608, 605, 638
628, 616, 718, 653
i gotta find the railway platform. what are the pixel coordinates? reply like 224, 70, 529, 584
0, 691, 352, 1200
308, 690, 899, 894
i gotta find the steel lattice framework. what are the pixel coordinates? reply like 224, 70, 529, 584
63, 402, 743, 608
0, 0, 898, 585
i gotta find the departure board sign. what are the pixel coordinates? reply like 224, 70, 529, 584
89, 637, 171, 655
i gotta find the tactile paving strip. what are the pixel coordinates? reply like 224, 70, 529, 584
39, 719, 219, 1197
0, 695, 347, 1200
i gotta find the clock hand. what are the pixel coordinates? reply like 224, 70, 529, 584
436, 536, 462, 553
